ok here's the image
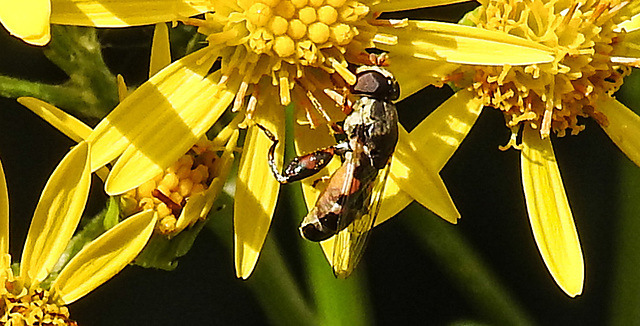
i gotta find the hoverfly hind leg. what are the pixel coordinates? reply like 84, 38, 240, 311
256, 123, 290, 184
256, 123, 341, 184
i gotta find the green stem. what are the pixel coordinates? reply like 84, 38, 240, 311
2, 26, 118, 120
0, 75, 85, 107
44, 25, 119, 118
608, 159, 640, 326
206, 191, 317, 326
402, 204, 535, 326
608, 71, 640, 326
291, 183, 373, 326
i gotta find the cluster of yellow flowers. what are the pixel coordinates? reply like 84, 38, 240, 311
1, 0, 640, 323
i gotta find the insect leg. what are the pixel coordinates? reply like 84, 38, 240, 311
257, 124, 349, 184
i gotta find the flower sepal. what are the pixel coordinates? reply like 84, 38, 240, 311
132, 219, 209, 271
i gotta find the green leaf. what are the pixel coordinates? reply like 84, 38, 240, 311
133, 219, 208, 271
103, 196, 121, 229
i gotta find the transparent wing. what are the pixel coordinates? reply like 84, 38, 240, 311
331, 144, 391, 278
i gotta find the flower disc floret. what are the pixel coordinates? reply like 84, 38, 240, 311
1, 286, 76, 326
451, 0, 632, 138
120, 139, 222, 235
189, 0, 374, 111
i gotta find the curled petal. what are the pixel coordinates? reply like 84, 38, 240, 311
50, 0, 210, 27
521, 125, 584, 297
52, 210, 156, 304
20, 142, 91, 286
0, 0, 51, 45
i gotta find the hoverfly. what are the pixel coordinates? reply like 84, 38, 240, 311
258, 56, 399, 278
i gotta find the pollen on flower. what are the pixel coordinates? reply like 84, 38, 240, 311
185, 0, 376, 126
120, 139, 222, 235
1, 283, 77, 326
448, 0, 633, 138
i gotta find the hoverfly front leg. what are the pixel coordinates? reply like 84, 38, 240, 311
256, 124, 350, 184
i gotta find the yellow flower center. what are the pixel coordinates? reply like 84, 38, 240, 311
1, 271, 75, 326
453, 0, 632, 137
189, 0, 374, 112
120, 139, 222, 235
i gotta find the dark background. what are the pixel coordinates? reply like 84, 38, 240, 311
0, 5, 628, 325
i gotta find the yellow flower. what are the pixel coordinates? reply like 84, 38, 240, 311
0, 142, 157, 324
18, 93, 237, 237
46, 0, 556, 279
15, 24, 237, 239
377, 0, 640, 297
0, 0, 210, 45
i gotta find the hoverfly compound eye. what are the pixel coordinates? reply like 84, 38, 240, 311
352, 66, 400, 101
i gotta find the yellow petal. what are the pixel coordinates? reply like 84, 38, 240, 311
176, 130, 239, 233
378, 90, 482, 224
370, 0, 469, 15
0, 159, 8, 256
234, 116, 284, 279
116, 74, 128, 101
20, 142, 91, 286
598, 98, 640, 167
0, 0, 51, 45
619, 7, 640, 32
87, 48, 217, 172
90, 50, 236, 195
375, 179, 412, 226
50, 0, 209, 27
52, 210, 156, 304
387, 51, 460, 100
521, 125, 584, 297
150, 23, 171, 78
17, 97, 93, 143
410, 89, 484, 171
16, 97, 110, 182
375, 20, 554, 66
389, 128, 459, 223
611, 29, 640, 60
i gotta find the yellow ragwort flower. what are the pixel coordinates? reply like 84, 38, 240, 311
69, 0, 566, 279
18, 77, 237, 237
376, 0, 640, 297
0, 0, 210, 45
0, 142, 157, 324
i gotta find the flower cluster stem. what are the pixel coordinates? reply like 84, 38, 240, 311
291, 185, 373, 326
44, 25, 119, 118
0, 26, 118, 119
402, 204, 535, 326
608, 71, 640, 326
206, 191, 317, 326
